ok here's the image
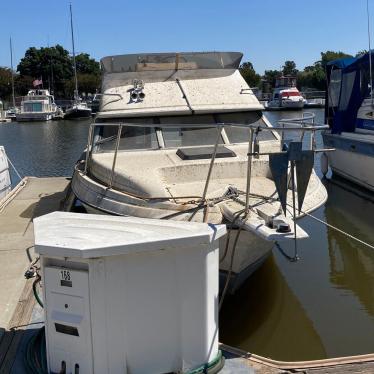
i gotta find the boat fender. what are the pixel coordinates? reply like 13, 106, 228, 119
320, 152, 328, 177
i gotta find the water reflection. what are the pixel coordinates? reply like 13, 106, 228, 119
219, 255, 327, 361
325, 177, 374, 317
0, 120, 90, 185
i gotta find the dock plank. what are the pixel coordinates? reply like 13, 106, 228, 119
0, 177, 69, 330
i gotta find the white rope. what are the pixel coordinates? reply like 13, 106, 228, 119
7, 156, 23, 182
301, 209, 374, 250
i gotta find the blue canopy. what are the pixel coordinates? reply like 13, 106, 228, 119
326, 52, 374, 133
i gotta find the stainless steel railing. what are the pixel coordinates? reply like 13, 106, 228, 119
83, 113, 330, 192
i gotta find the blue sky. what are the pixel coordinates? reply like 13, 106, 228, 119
0, 0, 371, 74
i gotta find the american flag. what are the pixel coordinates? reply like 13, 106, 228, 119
32, 79, 43, 87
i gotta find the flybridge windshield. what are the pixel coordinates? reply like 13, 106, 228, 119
101, 52, 243, 73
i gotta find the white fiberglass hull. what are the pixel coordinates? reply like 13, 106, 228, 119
266, 100, 304, 110
81, 199, 274, 293
0, 147, 11, 201
69, 164, 327, 293
323, 131, 374, 192
16, 112, 55, 122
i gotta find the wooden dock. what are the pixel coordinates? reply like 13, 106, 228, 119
0, 176, 374, 373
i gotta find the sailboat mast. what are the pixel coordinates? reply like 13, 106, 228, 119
70, 3, 79, 101
9, 37, 16, 108
367, 0, 373, 106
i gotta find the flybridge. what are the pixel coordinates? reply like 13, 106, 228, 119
101, 51, 243, 73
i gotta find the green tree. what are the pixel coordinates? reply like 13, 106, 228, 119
0, 67, 12, 100
263, 69, 281, 89
64, 73, 100, 96
239, 61, 261, 87
17, 45, 101, 98
282, 60, 298, 76
297, 51, 353, 90
17, 45, 73, 97
75, 53, 100, 76
355, 50, 368, 57
319, 51, 353, 69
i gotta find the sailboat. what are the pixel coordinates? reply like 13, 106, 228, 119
64, 4, 92, 120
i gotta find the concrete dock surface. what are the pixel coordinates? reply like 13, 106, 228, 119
1, 176, 374, 373
0, 177, 69, 334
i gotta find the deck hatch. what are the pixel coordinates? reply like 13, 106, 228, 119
176, 146, 236, 160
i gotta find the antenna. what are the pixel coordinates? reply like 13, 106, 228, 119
70, 3, 79, 101
367, 0, 373, 106
9, 37, 16, 108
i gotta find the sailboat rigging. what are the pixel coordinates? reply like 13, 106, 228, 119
64, 3, 92, 119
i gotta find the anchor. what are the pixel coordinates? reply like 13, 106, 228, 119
268, 141, 315, 262
269, 141, 314, 216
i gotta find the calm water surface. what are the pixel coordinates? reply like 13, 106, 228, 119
1, 110, 373, 361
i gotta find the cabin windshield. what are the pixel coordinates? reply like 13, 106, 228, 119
94, 111, 276, 152
101, 52, 243, 73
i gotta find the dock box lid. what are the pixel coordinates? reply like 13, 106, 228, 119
34, 212, 226, 258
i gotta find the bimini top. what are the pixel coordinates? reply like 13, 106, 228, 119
101, 52, 243, 74
326, 51, 374, 133
98, 51, 264, 118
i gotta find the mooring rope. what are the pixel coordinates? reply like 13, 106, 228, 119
299, 208, 374, 250
7, 156, 24, 182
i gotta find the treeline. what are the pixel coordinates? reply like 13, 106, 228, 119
0, 47, 368, 103
240, 50, 367, 92
0, 44, 100, 102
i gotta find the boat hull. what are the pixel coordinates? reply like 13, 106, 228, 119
64, 107, 92, 119
265, 101, 304, 111
16, 112, 54, 122
68, 169, 275, 293
322, 131, 374, 191
81, 199, 274, 294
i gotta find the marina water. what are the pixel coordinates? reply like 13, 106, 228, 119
1, 109, 373, 361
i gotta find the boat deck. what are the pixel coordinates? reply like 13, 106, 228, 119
0, 177, 373, 373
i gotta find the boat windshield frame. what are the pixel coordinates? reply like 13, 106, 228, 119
101, 52, 243, 74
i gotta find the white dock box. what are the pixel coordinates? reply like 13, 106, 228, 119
34, 212, 226, 374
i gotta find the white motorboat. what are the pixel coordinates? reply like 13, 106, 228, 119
322, 52, 374, 191
266, 76, 305, 110
16, 89, 59, 122
65, 51, 328, 293
0, 146, 11, 200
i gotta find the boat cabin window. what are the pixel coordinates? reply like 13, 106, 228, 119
95, 118, 158, 152
161, 115, 223, 147
328, 69, 342, 107
339, 71, 356, 111
118, 127, 158, 150
274, 93, 279, 99
96, 111, 276, 151
163, 127, 224, 148
24, 102, 43, 112
216, 112, 276, 143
